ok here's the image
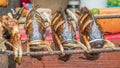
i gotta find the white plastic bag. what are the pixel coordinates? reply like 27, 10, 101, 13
80, 0, 107, 9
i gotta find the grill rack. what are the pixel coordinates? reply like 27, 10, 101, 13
1, 12, 120, 56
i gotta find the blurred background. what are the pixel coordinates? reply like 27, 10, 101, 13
0, 0, 117, 15
1, 0, 120, 68
1, 0, 120, 40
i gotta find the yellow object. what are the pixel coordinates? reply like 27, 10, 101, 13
0, 0, 8, 7
16, 7, 27, 17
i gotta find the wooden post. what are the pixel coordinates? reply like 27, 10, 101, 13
0, 41, 16, 68
8, 55, 16, 68
0, 54, 16, 68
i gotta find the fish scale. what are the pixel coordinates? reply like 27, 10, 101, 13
90, 15, 103, 40
32, 16, 42, 40
61, 12, 75, 42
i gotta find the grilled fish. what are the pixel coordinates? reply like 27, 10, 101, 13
51, 10, 87, 61
77, 7, 104, 60
24, 7, 52, 60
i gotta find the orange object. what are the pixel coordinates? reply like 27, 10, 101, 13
97, 18, 120, 33
96, 8, 120, 33
16, 7, 27, 17
99, 8, 120, 14
0, 0, 8, 7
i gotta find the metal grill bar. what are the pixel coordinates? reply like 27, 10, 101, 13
95, 14, 120, 19
1, 47, 120, 56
